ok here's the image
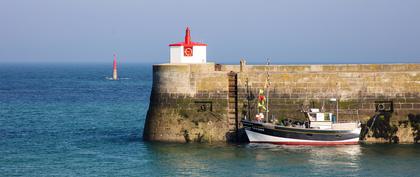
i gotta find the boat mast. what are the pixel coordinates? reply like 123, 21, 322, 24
265, 58, 270, 123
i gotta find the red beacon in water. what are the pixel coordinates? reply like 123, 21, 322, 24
112, 53, 118, 80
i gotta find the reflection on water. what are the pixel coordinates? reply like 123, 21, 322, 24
306, 145, 362, 176
145, 143, 366, 176
246, 144, 363, 176
145, 143, 420, 177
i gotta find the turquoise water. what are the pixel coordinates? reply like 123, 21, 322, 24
1, 63, 419, 176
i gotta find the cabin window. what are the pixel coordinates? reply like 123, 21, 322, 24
324, 114, 330, 121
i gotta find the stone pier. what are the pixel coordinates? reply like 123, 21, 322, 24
143, 63, 420, 143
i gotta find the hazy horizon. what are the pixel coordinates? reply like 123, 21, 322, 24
1, 0, 419, 64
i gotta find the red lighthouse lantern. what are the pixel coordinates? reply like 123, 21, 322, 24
169, 27, 207, 64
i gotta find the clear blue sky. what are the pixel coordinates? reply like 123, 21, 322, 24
1, 0, 419, 64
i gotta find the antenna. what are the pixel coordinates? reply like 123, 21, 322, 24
265, 58, 271, 122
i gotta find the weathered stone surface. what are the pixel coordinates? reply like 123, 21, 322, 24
144, 63, 420, 143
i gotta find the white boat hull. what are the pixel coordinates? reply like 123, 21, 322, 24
245, 129, 360, 145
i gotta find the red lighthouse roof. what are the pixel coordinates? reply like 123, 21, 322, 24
169, 27, 207, 47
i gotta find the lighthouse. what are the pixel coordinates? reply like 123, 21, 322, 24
112, 53, 118, 80
169, 27, 207, 64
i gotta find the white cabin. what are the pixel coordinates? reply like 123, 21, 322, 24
169, 27, 207, 64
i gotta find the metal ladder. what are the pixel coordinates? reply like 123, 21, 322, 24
227, 71, 238, 140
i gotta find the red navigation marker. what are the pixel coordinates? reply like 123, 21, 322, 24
113, 53, 118, 80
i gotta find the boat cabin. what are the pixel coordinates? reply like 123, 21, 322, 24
305, 109, 334, 130
305, 108, 359, 130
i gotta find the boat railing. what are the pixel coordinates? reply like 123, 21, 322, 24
335, 120, 360, 123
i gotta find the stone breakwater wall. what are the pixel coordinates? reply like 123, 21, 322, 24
143, 63, 420, 143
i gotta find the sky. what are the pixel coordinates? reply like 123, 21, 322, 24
0, 0, 419, 64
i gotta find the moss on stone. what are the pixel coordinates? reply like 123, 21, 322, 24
408, 114, 420, 143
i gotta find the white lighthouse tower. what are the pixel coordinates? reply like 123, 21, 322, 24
169, 27, 207, 64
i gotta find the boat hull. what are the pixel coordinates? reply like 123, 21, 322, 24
245, 129, 359, 145
243, 120, 360, 145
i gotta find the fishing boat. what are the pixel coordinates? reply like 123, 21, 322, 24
242, 109, 361, 145
242, 59, 361, 145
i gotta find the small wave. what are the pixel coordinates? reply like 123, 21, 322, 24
104, 77, 130, 80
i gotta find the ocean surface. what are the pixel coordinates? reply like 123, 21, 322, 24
1, 63, 419, 177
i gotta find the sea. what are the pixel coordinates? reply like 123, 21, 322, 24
1, 63, 419, 177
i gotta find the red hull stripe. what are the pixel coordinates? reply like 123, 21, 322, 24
250, 141, 359, 146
